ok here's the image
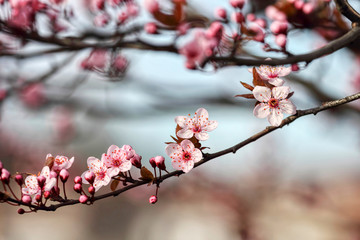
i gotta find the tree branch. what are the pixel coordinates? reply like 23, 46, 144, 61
3, 91, 360, 212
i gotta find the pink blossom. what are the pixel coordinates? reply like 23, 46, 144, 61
102, 145, 132, 177
215, 8, 227, 19
246, 13, 256, 22
81, 157, 112, 191
143, 0, 159, 13
253, 86, 296, 126
81, 49, 108, 71
179, 30, 218, 68
265, 5, 287, 21
22, 166, 56, 202
51, 154, 74, 172
175, 108, 218, 141
249, 24, 265, 42
165, 140, 202, 173
230, 0, 245, 9
302, 3, 315, 14
149, 195, 157, 204
20, 82, 46, 108
145, 22, 157, 34
255, 63, 292, 86
270, 20, 288, 35
275, 34, 287, 48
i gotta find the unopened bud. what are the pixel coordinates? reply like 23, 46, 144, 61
84, 171, 95, 184
149, 157, 156, 168
74, 176, 82, 184
35, 194, 42, 203
15, 174, 24, 186
215, 8, 227, 19
230, 0, 245, 9
130, 154, 142, 168
73, 183, 82, 193
37, 175, 46, 188
149, 195, 157, 204
22, 195, 32, 204
59, 169, 69, 183
291, 64, 300, 71
1, 169, 10, 184
79, 195, 88, 204
43, 191, 51, 199
154, 156, 166, 171
18, 208, 25, 214
88, 186, 95, 195
145, 22, 157, 34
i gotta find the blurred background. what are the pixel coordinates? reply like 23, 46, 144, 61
1, 0, 360, 239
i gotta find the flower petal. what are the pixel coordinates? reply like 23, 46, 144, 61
108, 167, 120, 177
253, 86, 271, 102
175, 116, 190, 128
253, 103, 270, 118
40, 166, 50, 179
119, 161, 132, 172
171, 159, 194, 173
191, 148, 203, 163
177, 128, 193, 139
272, 86, 290, 100
195, 108, 209, 122
202, 120, 218, 132
277, 66, 292, 77
195, 132, 209, 141
107, 145, 119, 155
87, 157, 100, 171
44, 178, 56, 191
165, 144, 182, 161
180, 140, 195, 153
279, 99, 296, 115
268, 109, 283, 126
81, 170, 90, 184
268, 77, 284, 86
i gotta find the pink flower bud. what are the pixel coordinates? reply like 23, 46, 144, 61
149, 195, 157, 204
43, 191, 51, 199
74, 183, 82, 193
154, 156, 166, 170
246, 13, 256, 22
22, 195, 32, 204
35, 194, 42, 203
144, 0, 159, 14
95, 0, 105, 10
294, 0, 304, 10
302, 3, 314, 14
118, 11, 128, 24
215, 8, 227, 19
149, 157, 156, 168
230, 0, 245, 9
265, 5, 286, 21
275, 34, 287, 48
177, 23, 189, 35
74, 176, 82, 184
18, 208, 25, 214
37, 175, 46, 188
231, 12, 244, 23
270, 21, 288, 34
79, 195, 88, 204
255, 18, 267, 28
15, 174, 23, 186
59, 169, 69, 183
88, 186, 95, 195
145, 22, 157, 34
249, 25, 265, 42
1, 169, 10, 184
50, 171, 57, 178
84, 171, 95, 184
291, 64, 300, 71
130, 154, 142, 168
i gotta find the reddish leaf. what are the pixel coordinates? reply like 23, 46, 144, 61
110, 179, 120, 191
140, 167, 154, 181
240, 81, 254, 91
252, 67, 265, 87
287, 91, 294, 99
235, 94, 255, 99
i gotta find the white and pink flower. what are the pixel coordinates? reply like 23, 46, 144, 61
253, 86, 296, 126
255, 64, 292, 86
175, 108, 218, 141
165, 140, 202, 173
51, 154, 74, 172
22, 166, 56, 202
81, 157, 112, 191
102, 145, 132, 177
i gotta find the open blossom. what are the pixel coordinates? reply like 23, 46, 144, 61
81, 157, 112, 191
50, 154, 74, 172
175, 108, 218, 141
165, 140, 202, 173
253, 86, 296, 126
102, 145, 132, 177
22, 166, 56, 201
253, 63, 292, 86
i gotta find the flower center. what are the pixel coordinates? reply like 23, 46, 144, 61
268, 98, 279, 108
182, 152, 191, 161
96, 171, 106, 180
193, 125, 201, 133
113, 159, 121, 167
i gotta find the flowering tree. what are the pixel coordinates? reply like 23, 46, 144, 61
0, 0, 360, 223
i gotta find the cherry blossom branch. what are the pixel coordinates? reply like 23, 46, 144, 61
334, 0, 360, 23
2, 90, 360, 212
209, 24, 360, 67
